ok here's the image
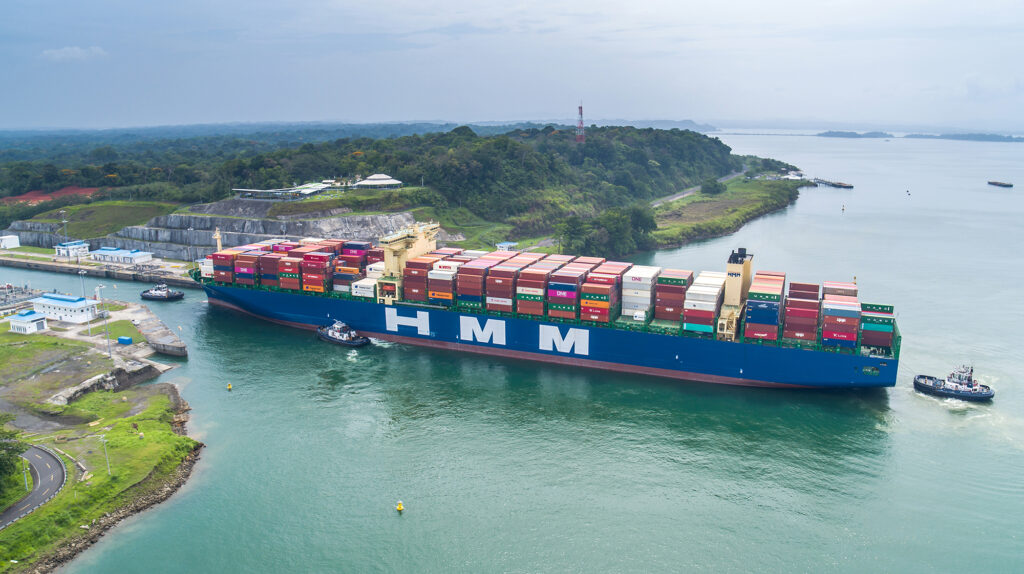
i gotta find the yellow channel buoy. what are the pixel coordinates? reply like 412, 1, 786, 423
227, 383, 233, 391
396, 501, 404, 513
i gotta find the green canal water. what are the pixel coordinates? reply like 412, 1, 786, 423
5, 133, 1022, 572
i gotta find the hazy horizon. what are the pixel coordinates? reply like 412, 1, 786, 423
2, 1, 1021, 132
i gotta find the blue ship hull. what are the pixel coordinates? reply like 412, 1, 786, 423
202, 283, 898, 389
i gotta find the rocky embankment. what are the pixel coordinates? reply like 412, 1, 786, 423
5, 198, 418, 259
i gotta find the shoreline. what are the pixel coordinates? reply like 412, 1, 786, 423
0, 256, 200, 290
14, 384, 203, 574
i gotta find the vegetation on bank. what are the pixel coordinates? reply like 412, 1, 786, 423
0, 457, 33, 512
652, 178, 806, 247
30, 200, 177, 239
0, 391, 198, 570
0, 414, 29, 505
0, 331, 198, 570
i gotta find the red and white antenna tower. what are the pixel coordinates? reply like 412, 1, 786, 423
575, 102, 585, 143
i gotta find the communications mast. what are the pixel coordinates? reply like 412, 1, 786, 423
575, 103, 585, 143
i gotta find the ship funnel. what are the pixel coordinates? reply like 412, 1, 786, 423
724, 248, 753, 307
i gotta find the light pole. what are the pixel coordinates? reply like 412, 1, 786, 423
79, 270, 92, 335
95, 285, 112, 358
101, 437, 111, 476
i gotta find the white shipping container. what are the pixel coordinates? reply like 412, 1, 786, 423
433, 260, 464, 272
332, 284, 351, 292
351, 290, 375, 298
684, 299, 719, 311
427, 269, 457, 280
367, 261, 385, 273
622, 288, 653, 298
686, 291, 720, 303
622, 303, 652, 312
299, 237, 325, 245
624, 265, 661, 283
462, 250, 489, 259
366, 270, 383, 279
486, 296, 513, 306
516, 287, 545, 296
622, 295, 654, 306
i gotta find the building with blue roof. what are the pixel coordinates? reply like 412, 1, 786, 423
55, 240, 90, 259
9, 309, 48, 334
31, 293, 100, 323
90, 246, 153, 264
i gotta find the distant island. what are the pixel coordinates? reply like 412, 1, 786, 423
817, 131, 894, 138
904, 133, 1024, 143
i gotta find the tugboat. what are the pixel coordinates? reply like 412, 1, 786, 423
317, 320, 371, 348
140, 284, 185, 301
914, 365, 994, 402
987, 181, 1013, 188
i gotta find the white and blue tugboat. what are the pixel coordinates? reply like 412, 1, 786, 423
141, 284, 185, 301
914, 365, 994, 402
317, 320, 371, 348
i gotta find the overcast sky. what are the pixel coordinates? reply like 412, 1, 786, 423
1, 0, 1021, 131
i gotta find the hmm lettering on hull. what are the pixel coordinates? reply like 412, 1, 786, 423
459, 316, 506, 345
539, 325, 589, 356
385, 307, 430, 335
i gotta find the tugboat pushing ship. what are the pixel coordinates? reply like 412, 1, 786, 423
914, 365, 994, 402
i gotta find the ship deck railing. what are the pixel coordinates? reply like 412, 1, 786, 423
190, 270, 900, 361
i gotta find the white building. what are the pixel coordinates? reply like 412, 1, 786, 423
0, 235, 20, 249
31, 293, 100, 324
90, 247, 153, 264
353, 173, 403, 189
8, 310, 47, 334
55, 240, 90, 259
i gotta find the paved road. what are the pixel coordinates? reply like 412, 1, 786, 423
650, 167, 747, 208
0, 446, 67, 530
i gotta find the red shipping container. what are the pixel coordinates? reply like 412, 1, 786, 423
785, 306, 819, 319
685, 315, 715, 326
548, 309, 578, 319
744, 324, 779, 340
214, 270, 234, 282
580, 306, 610, 316
585, 273, 619, 285
822, 329, 857, 341
784, 316, 818, 329
823, 315, 860, 329
582, 313, 611, 322
656, 294, 686, 305
786, 298, 820, 310
655, 283, 687, 294
860, 330, 894, 346
783, 328, 816, 340
684, 309, 715, 320
516, 279, 547, 289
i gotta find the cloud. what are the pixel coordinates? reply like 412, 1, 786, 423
40, 46, 107, 62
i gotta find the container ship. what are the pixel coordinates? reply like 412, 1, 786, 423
192, 224, 900, 389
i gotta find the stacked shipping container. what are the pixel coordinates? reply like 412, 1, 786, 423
684, 272, 726, 335
743, 271, 786, 341
821, 281, 860, 348
654, 269, 692, 322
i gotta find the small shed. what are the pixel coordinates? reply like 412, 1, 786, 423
9, 310, 47, 334
0, 235, 20, 249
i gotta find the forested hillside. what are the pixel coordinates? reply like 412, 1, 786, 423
1, 125, 742, 253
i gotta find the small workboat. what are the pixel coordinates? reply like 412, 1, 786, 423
317, 320, 371, 347
914, 365, 994, 402
141, 284, 185, 301
987, 181, 1013, 188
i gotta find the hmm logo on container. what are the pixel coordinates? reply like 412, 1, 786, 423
538, 325, 589, 356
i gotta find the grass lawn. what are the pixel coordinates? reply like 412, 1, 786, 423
411, 206, 515, 251
31, 201, 177, 238
0, 462, 33, 513
7, 246, 53, 255
0, 332, 113, 412
652, 178, 804, 247
78, 319, 142, 341
98, 302, 126, 312
0, 390, 199, 568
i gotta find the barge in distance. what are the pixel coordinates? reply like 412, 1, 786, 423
192, 224, 901, 389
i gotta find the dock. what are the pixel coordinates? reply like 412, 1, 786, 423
812, 178, 854, 189
0, 256, 200, 289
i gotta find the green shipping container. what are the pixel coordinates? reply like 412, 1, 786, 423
862, 303, 895, 314
549, 303, 578, 312
280, 272, 300, 279
862, 314, 895, 325
579, 293, 610, 301
748, 292, 782, 302
516, 293, 544, 301
861, 322, 894, 333
683, 323, 714, 333
656, 277, 688, 286
459, 301, 484, 309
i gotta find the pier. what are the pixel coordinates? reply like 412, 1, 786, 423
812, 178, 854, 189
0, 256, 200, 289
